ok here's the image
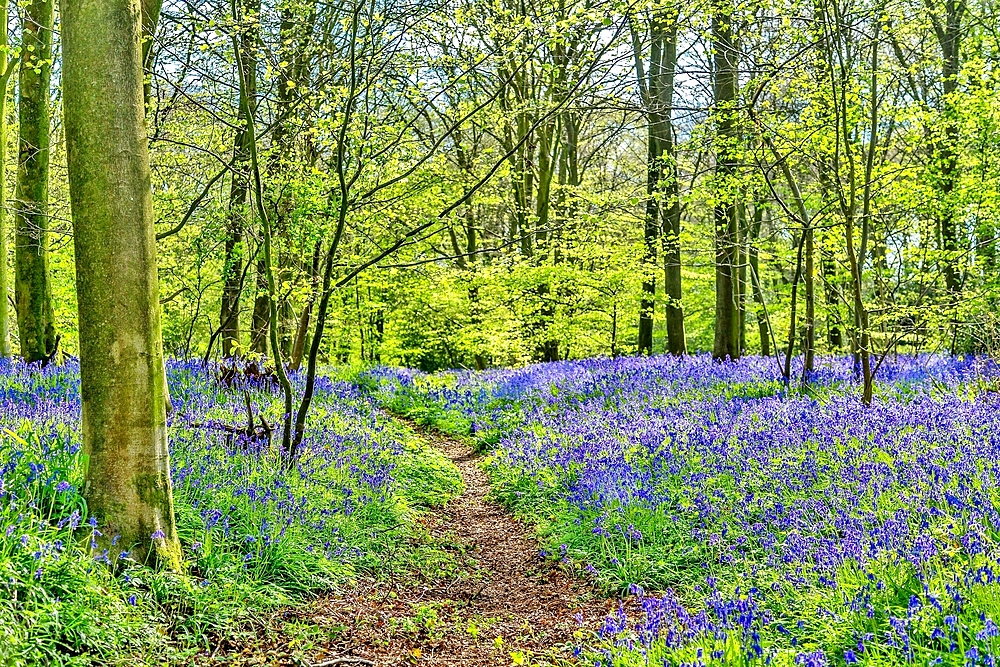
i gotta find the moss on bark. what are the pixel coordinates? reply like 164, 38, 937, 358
61, 0, 181, 569
15, 0, 56, 363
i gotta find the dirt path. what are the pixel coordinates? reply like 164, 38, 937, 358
293, 423, 620, 667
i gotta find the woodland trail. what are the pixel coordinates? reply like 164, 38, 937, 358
293, 422, 621, 666
196, 420, 621, 666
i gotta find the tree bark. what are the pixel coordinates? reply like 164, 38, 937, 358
250, 268, 269, 355
803, 223, 815, 374
935, 0, 964, 295
783, 230, 805, 383
738, 208, 747, 354
637, 5, 684, 355
140, 0, 162, 109
812, 0, 842, 351
711, 0, 740, 361
289, 241, 321, 371
219, 216, 244, 356
15, 0, 57, 364
220, 0, 260, 357
748, 205, 770, 356
821, 231, 843, 349
61, 0, 181, 568
0, 5, 14, 358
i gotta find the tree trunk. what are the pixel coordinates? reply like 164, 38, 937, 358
783, 231, 805, 383
748, 205, 769, 356
220, 0, 260, 357
638, 129, 658, 354
846, 210, 872, 404
822, 234, 843, 349
812, 0, 842, 351
711, 0, 740, 361
533, 116, 558, 363
637, 5, 684, 356
372, 306, 384, 363
219, 218, 243, 356
738, 216, 747, 354
250, 266, 269, 355
289, 241, 321, 371
62, 0, 181, 568
270, 1, 317, 363
936, 0, 963, 296
638, 20, 659, 354
803, 223, 815, 375
15, 0, 57, 364
662, 147, 685, 354
229, 0, 294, 454
140, 0, 162, 109
0, 6, 13, 358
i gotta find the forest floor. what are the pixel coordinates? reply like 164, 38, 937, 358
198, 420, 620, 667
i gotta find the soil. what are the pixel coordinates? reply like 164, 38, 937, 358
194, 422, 623, 667
296, 424, 621, 666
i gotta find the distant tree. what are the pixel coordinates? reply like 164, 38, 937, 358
633, 1, 685, 356
711, 0, 740, 360
15, 0, 56, 363
219, 0, 261, 357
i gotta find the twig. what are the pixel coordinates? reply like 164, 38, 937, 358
310, 657, 375, 667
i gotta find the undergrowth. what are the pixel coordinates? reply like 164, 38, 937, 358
362, 354, 1000, 667
0, 359, 461, 666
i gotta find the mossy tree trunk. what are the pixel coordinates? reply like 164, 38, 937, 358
15, 0, 56, 364
141, 0, 162, 109
0, 4, 15, 358
61, 0, 181, 569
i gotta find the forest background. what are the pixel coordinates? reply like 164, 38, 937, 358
0, 0, 994, 377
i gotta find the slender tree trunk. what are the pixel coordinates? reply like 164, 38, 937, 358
803, 223, 815, 375
230, 0, 294, 454
534, 117, 559, 362
290, 240, 321, 371
738, 214, 747, 354
250, 268, 269, 354
822, 233, 843, 349
220, 0, 260, 357
812, 0, 842, 352
271, 1, 317, 363
846, 211, 872, 403
783, 231, 805, 383
62, 0, 181, 568
551, 106, 578, 360
936, 0, 964, 296
711, 0, 740, 361
219, 214, 243, 356
638, 131, 658, 354
661, 140, 685, 354
290, 3, 362, 457
0, 7, 13, 358
748, 204, 769, 356
610, 300, 618, 357
15, 0, 57, 364
856, 23, 880, 405
372, 305, 384, 363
